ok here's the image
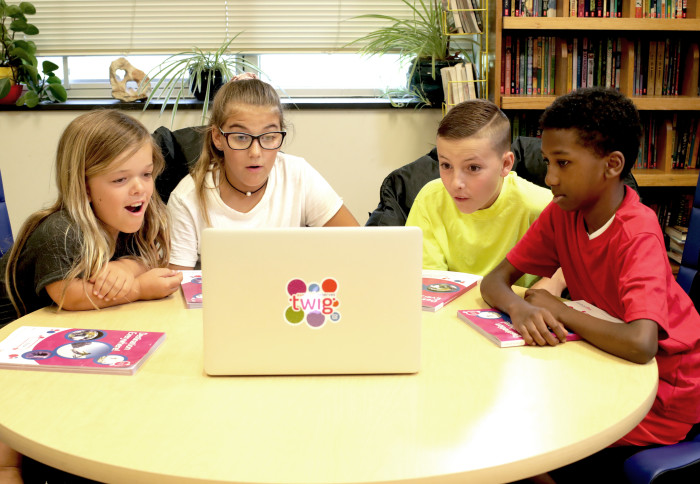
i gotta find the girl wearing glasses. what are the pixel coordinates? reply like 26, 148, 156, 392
167, 76, 358, 270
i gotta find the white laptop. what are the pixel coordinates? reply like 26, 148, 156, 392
201, 226, 422, 375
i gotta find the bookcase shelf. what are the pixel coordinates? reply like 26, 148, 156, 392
495, 0, 700, 189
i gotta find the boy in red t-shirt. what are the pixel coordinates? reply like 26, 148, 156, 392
481, 87, 700, 481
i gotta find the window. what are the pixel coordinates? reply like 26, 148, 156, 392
29, 1, 416, 99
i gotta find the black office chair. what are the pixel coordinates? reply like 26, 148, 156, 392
0, 170, 14, 256
151, 126, 205, 203
623, 174, 700, 484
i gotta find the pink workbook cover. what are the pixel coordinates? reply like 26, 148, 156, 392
180, 270, 203, 309
0, 326, 165, 375
422, 270, 482, 312
457, 309, 582, 347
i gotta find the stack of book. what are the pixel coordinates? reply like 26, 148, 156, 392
448, 0, 483, 34
441, 63, 478, 110
665, 224, 688, 264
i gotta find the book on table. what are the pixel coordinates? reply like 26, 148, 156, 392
422, 269, 482, 312
179, 270, 203, 309
457, 300, 623, 348
0, 326, 165, 375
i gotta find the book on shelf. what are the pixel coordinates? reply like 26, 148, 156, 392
668, 249, 683, 264
665, 224, 689, 242
0, 326, 165, 375
465, 62, 478, 99
180, 270, 203, 309
669, 236, 685, 254
457, 300, 623, 348
422, 269, 482, 312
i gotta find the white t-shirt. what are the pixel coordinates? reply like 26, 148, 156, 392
167, 152, 344, 267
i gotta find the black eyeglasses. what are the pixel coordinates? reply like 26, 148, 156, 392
218, 128, 287, 150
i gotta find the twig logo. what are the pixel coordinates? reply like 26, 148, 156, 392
285, 278, 341, 328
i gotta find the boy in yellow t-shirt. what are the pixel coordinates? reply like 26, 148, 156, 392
406, 99, 554, 288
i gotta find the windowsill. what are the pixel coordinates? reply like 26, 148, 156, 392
0, 97, 435, 111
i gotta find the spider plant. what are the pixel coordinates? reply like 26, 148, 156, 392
139, 34, 260, 126
346, 0, 475, 105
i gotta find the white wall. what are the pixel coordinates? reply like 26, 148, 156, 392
0, 107, 443, 234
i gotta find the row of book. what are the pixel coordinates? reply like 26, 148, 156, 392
670, 115, 700, 169
441, 63, 480, 109
567, 0, 624, 16
503, 0, 557, 16
632, 38, 687, 96
644, 193, 693, 264
564, 36, 622, 92
637, 114, 700, 170
502, 0, 689, 17
446, 0, 484, 34
502, 36, 557, 95
634, 0, 689, 18
501, 35, 626, 95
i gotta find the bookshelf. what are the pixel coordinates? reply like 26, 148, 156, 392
441, 0, 490, 110
494, 0, 700, 187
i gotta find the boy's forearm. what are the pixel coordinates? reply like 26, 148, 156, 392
480, 260, 528, 314
556, 308, 658, 364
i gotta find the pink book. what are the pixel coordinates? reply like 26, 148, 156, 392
180, 270, 203, 309
0, 326, 165, 375
457, 309, 582, 347
422, 270, 482, 312
458, 301, 622, 347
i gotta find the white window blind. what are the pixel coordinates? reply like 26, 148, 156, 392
28, 1, 417, 55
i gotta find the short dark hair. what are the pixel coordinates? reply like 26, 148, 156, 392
438, 99, 511, 154
539, 87, 642, 178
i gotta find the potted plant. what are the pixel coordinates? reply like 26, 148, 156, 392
347, 0, 472, 106
140, 34, 261, 126
0, 0, 67, 107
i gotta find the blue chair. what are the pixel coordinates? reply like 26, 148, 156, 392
677, 176, 700, 304
0, 170, 13, 256
623, 175, 700, 483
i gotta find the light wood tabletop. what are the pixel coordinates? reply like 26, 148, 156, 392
0, 285, 658, 484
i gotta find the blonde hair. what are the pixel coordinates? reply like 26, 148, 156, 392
4, 110, 170, 316
437, 99, 511, 155
191, 78, 285, 226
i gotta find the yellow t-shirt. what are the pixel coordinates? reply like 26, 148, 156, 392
405, 172, 552, 287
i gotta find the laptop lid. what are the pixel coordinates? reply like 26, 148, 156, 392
201, 226, 422, 375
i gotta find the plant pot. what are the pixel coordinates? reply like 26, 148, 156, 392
190, 69, 224, 101
0, 84, 22, 105
408, 58, 462, 107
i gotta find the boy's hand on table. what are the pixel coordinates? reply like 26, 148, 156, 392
524, 288, 569, 318
510, 290, 569, 346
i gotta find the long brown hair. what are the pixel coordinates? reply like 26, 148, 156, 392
190, 78, 285, 226
4, 110, 171, 316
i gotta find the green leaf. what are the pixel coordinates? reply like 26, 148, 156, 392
23, 23, 38, 35
46, 73, 61, 84
5, 4, 20, 16
9, 46, 36, 65
23, 89, 38, 107
19, 2, 36, 15
0, 78, 10, 99
47, 83, 67, 102
41, 59, 58, 73
9, 18, 27, 31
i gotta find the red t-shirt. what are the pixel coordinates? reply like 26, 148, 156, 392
507, 187, 700, 443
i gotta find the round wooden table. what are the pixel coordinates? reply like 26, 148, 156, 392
0, 285, 657, 483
